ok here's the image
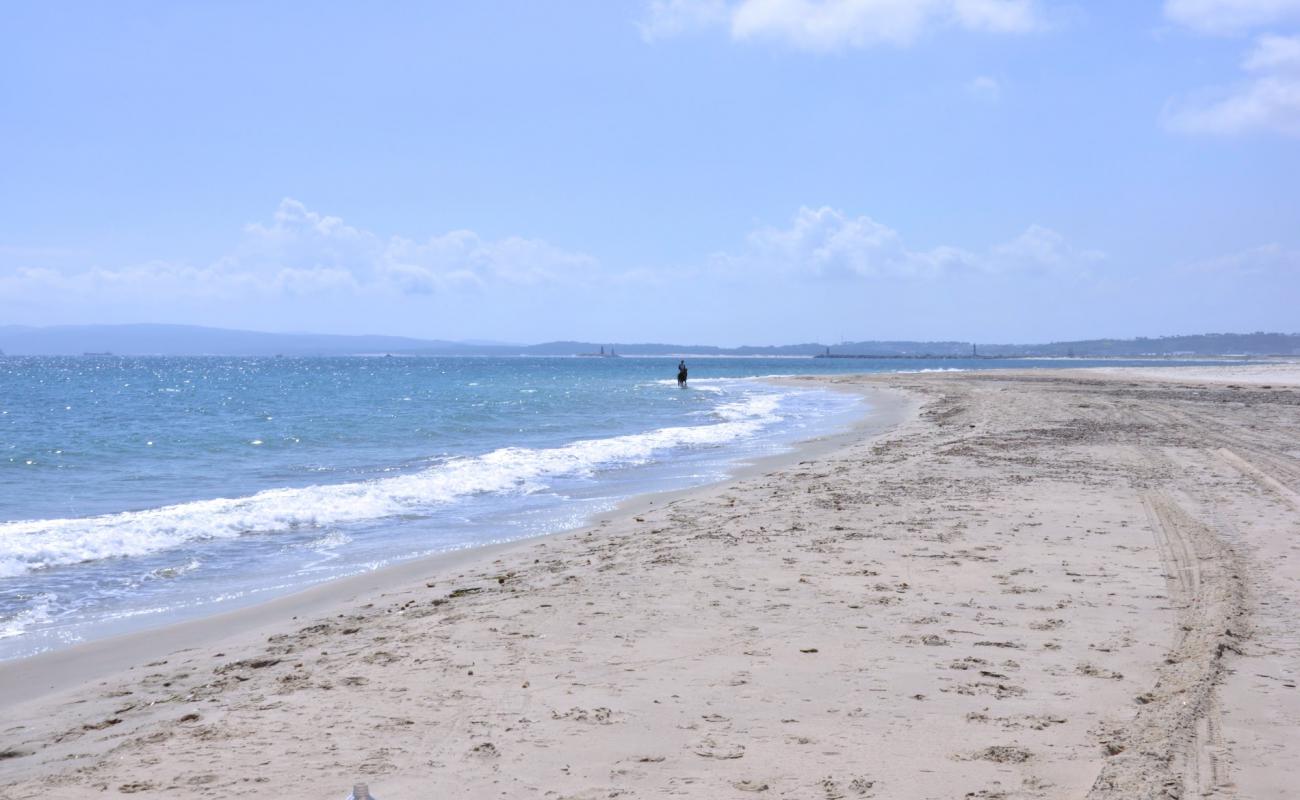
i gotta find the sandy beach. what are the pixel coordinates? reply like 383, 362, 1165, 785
2, 366, 1298, 799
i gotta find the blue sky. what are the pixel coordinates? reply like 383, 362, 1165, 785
2, 0, 1298, 345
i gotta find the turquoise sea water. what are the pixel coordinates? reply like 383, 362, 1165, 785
0, 355, 1220, 658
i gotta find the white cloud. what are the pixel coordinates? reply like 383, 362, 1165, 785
1165, 76, 1300, 134
639, 0, 729, 40
715, 206, 1097, 280
641, 0, 1042, 50
967, 75, 1002, 101
1164, 0, 1300, 35
238, 198, 596, 291
951, 0, 1041, 32
1165, 34, 1300, 135
1244, 31, 1300, 67
733, 206, 972, 278
1186, 242, 1300, 274
991, 224, 1104, 272
0, 199, 597, 301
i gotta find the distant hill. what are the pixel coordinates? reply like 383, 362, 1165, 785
1, 324, 1297, 357
967, 333, 1300, 357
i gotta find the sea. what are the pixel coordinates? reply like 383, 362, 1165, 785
0, 354, 1221, 660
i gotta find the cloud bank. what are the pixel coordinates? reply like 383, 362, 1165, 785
2, 201, 1289, 343
0, 201, 1098, 307
713, 206, 1100, 280
0, 199, 598, 302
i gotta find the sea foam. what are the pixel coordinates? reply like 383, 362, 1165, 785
0, 393, 784, 576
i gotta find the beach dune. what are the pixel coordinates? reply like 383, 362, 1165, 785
2, 367, 1298, 799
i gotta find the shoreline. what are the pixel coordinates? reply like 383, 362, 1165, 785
0, 385, 916, 707
2, 366, 1296, 799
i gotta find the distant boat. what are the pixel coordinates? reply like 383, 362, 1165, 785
576, 345, 621, 358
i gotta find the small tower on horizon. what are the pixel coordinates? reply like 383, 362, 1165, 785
972, 343, 978, 358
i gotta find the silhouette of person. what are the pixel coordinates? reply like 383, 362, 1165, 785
677, 360, 688, 387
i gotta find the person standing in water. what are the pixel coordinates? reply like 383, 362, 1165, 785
677, 360, 688, 387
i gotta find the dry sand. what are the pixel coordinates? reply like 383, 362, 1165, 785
1084, 361, 1300, 387
1, 368, 1297, 799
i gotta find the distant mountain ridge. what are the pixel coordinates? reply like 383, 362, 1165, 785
1, 324, 1297, 357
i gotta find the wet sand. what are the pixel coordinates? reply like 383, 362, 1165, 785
2, 367, 1297, 799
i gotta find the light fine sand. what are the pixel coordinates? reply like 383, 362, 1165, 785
1085, 361, 1300, 387
2, 368, 1298, 799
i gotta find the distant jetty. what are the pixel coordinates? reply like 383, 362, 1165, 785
814, 353, 1000, 359
576, 345, 621, 358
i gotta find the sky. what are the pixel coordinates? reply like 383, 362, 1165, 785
1, 0, 1298, 346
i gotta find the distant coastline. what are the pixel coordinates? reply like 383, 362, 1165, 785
1, 323, 1297, 358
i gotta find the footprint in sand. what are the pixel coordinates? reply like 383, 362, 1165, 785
692, 737, 744, 759
733, 779, 770, 792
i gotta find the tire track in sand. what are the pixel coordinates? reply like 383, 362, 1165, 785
1086, 489, 1247, 800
